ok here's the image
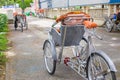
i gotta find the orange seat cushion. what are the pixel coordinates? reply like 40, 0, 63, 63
83, 21, 97, 29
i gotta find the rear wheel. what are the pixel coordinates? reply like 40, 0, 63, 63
21, 23, 23, 32
25, 21, 28, 30
19, 17, 24, 32
87, 53, 116, 80
43, 41, 56, 75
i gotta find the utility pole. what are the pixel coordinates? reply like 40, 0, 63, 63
67, 0, 69, 8
39, 0, 41, 9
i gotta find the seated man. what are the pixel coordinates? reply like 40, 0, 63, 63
115, 12, 120, 25
112, 13, 117, 21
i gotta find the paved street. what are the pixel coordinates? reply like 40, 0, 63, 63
6, 16, 120, 80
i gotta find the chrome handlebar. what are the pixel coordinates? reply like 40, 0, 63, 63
86, 28, 102, 40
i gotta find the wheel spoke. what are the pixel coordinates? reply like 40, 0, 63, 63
43, 41, 56, 75
87, 53, 116, 80
95, 69, 110, 77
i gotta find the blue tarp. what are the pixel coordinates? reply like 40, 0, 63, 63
109, 0, 120, 4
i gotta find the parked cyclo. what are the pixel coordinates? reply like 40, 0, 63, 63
104, 12, 120, 32
13, 12, 28, 32
43, 11, 117, 80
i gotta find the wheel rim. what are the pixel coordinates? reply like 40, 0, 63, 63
21, 24, 23, 32
44, 42, 54, 73
26, 22, 28, 30
106, 21, 112, 31
88, 54, 113, 80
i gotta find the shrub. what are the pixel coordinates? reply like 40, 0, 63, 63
0, 14, 8, 32
0, 34, 8, 51
0, 14, 8, 65
54, 16, 57, 20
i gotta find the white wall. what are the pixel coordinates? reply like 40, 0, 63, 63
69, 0, 110, 6
41, 2, 48, 8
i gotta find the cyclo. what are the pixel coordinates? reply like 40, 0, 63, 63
13, 12, 28, 32
104, 13, 120, 32
43, 11, 117, 80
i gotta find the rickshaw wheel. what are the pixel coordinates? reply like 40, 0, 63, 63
43, 41, 56, 75
105, 20, 113, 32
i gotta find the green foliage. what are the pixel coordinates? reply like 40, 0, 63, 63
0, 0, 15, 7
0, 14, 8, 32
0, 34, 8, 51
0, 14, 8, 51
0, 0, 5, 7
16, 0, 33, 10
0, 52, 7, 65
54, 16, 57, 20
0, 14, 8, 65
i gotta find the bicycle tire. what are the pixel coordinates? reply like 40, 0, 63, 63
21, 23, 23, 32
87, 53, 116, 80
25, 22, 28, 30
14, 16, 18, 30
105, 20, 113, 32
19, 16, 24, 32
43, 41, 56, 75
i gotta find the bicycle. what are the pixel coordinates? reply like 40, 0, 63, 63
43, 12, 117, 80
104, 15, 120, 32
14, 14, 28, 32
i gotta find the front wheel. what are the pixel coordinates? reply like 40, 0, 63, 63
25, 21, 28, 30
87, 53, 116, 80
21, 23, 23, 32
105, 20, 113, 32
43, 41, 56, 75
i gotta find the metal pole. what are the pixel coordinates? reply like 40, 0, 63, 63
67, 0, 69, 8
39, 0, 41, 9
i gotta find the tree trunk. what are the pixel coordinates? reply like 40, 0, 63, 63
22, 0, 24, 14
22, 9, 24, 14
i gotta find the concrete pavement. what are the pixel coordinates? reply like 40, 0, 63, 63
6, 16, 120, 80
26, 16, 120, 80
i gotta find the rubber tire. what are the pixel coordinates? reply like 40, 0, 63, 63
14, 16, 18, 30
87, 53, 116, 80
105, 20, 113, 32
25, 22, 28, 30
21, 23, 23, 32
43, 41, 56, 75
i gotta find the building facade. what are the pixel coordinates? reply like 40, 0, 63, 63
36, 0, 120, 20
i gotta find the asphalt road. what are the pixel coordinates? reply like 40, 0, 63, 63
6, 16, 120, 80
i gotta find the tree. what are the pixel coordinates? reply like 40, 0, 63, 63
15, 0, 33, 13
0, 0, 5, 7
0, 0, 15, 7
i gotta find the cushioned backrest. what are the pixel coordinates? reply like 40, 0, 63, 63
62, 14, 90, 25
61, 25, 85, 46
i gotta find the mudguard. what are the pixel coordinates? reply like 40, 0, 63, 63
90, 50, 117, 72
43, 39, 57, 61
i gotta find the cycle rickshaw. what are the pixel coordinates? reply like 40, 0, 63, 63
43, 11, 117, 80
13, 12, 28, 32
104, 13, 120, 32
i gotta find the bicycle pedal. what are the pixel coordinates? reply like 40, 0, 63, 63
64, 57, 70, 66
